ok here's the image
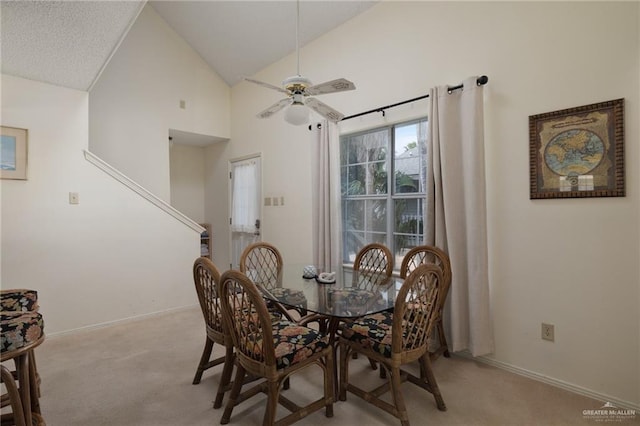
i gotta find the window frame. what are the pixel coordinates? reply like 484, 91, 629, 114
340, 118, 428, 269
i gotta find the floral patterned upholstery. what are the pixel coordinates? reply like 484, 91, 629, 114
340, 311, 396, 358
268, 288, 308, 310
1, 289, 43, 353
328, 289, 386, 315
341, 311, 393, 357
272, 320, 329, 369
1, 311, 44, 354
1, 289, 39, 312
241, 318, 330, 370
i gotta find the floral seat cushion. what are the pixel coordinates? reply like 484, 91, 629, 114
340, 311, 395, 358
273, 320, 329, 369
267, 288, 308, 310
0, 289, 39, 312
341, 310, 428, 358
1, 311, 44, 354
243, 320, 329, 370
328, 289, 386, 316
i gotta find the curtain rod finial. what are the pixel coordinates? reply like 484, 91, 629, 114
477, 75, 489, 85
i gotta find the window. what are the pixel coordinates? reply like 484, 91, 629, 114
341, 119, 428, 268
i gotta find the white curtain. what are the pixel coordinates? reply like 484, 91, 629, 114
426, 76, 494, 357
311, 120, 342, 273
231, 160, 259, 233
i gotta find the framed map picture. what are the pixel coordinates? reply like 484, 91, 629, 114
529, 99, 624, 199
1, 126, 28, 180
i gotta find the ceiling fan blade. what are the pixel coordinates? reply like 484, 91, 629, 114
244, 77, 289, 94
305, 78, 356, 96
305, 97, 344, 122
256, 98, 292, 119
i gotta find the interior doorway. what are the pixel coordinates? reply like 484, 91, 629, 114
229, 154, 262, 269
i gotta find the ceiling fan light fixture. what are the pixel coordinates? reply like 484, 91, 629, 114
245, 0, 355, 124
284, 102, 309, 126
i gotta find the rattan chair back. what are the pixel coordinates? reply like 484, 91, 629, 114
392, 264, 443, 360
239, 242, 283, 290
399, 245, 452, 359
400, 245, 451, 287
353, 243, 393, 289
191, 257, 234, 408
219, 270, 277, 369
193, 257, 226, 342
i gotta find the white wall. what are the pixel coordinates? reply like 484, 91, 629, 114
204, 141, 232, 269
1, 75, 200, 334
89, 4, 230, 201
169, 144, 206, 223
221, 2, 639, 407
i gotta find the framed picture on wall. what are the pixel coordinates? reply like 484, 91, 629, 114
1, 126, 28, 180
529, 98, 624, 199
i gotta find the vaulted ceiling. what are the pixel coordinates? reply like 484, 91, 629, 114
0, 1, 376, 91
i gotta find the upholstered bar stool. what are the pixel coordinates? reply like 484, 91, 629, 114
1, 289, 42, 396
0, 290, 40, 313
1, 290, 45, 426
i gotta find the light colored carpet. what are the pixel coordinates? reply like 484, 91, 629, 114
33, 306, 609, 425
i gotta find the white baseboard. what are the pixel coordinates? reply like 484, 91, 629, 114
45, 304, 199, 339
456, 351, 639, 411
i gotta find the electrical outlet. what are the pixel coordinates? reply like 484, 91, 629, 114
541, 323, 555, 342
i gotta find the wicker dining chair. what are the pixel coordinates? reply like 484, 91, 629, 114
191, 257, 234, 409
218, 270, 334, 426
352, 243, 394, 289
339, 264, 447, 426
345, 243, 394, 367
239, 242, 307, 320
400, 245, 452, 360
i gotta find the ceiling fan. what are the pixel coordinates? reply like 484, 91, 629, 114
245, 0, 356, 125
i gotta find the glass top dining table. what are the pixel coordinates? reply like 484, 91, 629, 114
252, 264, 402, 397
255, 264, 402, 320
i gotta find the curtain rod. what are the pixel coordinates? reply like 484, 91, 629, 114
309, 75, 488, 130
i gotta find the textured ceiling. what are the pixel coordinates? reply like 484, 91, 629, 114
0, 1, 376, 91
1, 1, 145, 91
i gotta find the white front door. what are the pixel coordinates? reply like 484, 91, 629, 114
229, 155, 262, 269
